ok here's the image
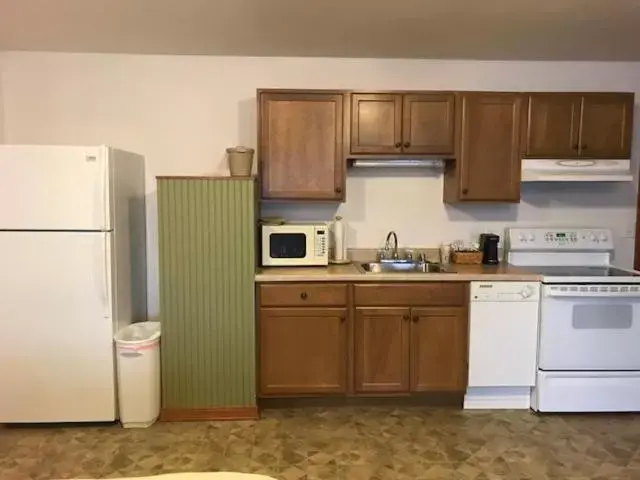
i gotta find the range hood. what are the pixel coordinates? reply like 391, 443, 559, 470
349, 159, 444, 168
521, 159, 633, 182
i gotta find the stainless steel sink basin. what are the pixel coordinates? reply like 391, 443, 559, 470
360, 261, 451, 274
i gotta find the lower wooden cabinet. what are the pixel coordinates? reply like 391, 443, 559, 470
259, 307, 347, 395
411, 308, 468, 392
354, 307, 410, 393
257, 282, 469, 398
354, 306, 468, 394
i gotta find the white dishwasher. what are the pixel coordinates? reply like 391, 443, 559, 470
465, 281, 540, 409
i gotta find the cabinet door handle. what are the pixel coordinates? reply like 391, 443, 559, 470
394, 142, 402, 148
335, 187, 342, 194
573, 144, 579, 150
403, 314, 409, 321
404, 142, 411, 148
412, 316, 418, 323
300, 292, 307, 300
462, 188, 469, 195
581, 144, 588, 150
340, 316, 346, 323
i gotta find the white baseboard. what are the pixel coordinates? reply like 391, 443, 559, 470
464, 387, 532, 410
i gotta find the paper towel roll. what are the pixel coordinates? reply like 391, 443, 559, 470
332, 216, 346, 261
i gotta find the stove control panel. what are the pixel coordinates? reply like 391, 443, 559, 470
507, 228, 614, 251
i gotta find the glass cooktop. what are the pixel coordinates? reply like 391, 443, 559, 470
529, 266, 640, 277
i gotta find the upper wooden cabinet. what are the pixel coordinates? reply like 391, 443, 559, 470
258, 91, 345, 201
444, 92, 523, 203
350, 93, 456, 155
523, 93, 634, 159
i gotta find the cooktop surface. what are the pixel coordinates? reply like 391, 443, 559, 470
529, 266, 640, 277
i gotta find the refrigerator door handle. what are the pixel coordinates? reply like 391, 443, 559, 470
102, 150, 109, 229
102, 234, 110, 319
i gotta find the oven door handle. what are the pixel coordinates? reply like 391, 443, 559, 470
545, 289, 640, 299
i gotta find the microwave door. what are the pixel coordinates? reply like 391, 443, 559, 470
270, 233, 307, 259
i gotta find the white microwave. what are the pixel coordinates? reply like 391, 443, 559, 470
261, 223, 329, 267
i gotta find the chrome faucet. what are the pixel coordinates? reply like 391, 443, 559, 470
384, 231, 399, 259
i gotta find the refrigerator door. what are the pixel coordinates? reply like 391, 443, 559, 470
0, 231, 115, 423
0, 145, 111, 230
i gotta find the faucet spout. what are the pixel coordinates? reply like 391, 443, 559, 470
385, 231, 399, 259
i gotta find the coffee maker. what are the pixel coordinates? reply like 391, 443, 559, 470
479, 233, 500, 265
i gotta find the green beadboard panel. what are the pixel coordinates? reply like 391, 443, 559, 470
157, 178, 256, 408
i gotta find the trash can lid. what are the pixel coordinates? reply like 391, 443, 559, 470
114, 321, 161, 345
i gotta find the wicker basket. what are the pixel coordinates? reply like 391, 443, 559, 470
451, 250, 483, 265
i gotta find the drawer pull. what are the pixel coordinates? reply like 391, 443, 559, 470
403, 314, 409, 321
412, 316, 419, 323
340, 316, 346, 323
300, 292, 308, 300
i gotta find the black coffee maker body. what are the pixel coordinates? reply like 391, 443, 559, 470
479, 233, 500, 265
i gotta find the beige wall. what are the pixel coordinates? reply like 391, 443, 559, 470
1, 52, 639, 314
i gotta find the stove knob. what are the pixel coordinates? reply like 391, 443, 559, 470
590, 233, 597, 242
599, 233, 608, 242
519, 233, 527, 243
527, 233, 536, 242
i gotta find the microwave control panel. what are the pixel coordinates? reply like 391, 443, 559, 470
314, 227, 328, 257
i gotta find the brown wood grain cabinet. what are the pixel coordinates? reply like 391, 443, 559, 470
258, 91, 345, 200
580, 93, 634, 159
354, 307, 410, 393
524, 94, 581, 157
444, 92, 523, 203
411, 307, 468, 392
523, 93, 634, 159
257, 282, 469, 398
259, 307, 348, 395
350, 93, 456, 155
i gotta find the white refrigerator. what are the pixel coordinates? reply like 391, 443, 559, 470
0, 145, 147, 423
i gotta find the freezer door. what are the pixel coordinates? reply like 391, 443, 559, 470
0, 145, 111, 230
0, 231, 116, 423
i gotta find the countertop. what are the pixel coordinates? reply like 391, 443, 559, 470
255, 263, 541, 282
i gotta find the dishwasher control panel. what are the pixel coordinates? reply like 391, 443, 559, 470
471, 282, 540, 302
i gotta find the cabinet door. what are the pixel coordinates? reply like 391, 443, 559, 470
350, 94, 402, 154
355, 307, 410, 393
579, 94, 634, 159
402, 93, 456, 155
259, 92, 344, 200
524, 94, 581, 157
259, 308, 347, 395
458, 93, 523, 202
410, 307, 468, 392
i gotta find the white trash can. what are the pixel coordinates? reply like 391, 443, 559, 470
114, 321, 161, 428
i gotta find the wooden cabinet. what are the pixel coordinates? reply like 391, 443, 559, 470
580, 94, 634, 158
259, 308, 347, 395
258, 282, 469, 398
411, 308, 468, 392
523, 94, 581, 157
354, 307, 410, 393
523, 93, 634, 159
350, 93, 456, 155
444, 93, 523, 203
350, 94, 401, 154
258, 91, 345, 200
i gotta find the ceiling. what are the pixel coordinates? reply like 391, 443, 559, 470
2, 0, 640, 60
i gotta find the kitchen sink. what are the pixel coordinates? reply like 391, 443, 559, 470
359, 261, 451, 274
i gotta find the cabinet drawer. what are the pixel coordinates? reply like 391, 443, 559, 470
259, 283, 348, 307
354, 283, 466, 306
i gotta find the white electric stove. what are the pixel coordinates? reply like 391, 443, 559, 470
507, 227, 640, 413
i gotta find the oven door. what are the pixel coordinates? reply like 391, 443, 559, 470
539, 285, 640, 371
